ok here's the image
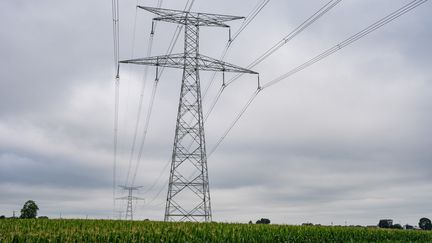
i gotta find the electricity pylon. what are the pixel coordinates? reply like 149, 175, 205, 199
116, 185, 144, 220
120, 6, 258, 222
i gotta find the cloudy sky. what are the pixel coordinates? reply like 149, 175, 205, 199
1, 0, 431, 225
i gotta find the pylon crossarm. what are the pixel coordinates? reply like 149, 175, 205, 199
118, 185, 143, 190
120, 54, 257, 74
116, 196, 144, 200
138, 6, 244, 27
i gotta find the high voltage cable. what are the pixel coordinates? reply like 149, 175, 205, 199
111, 0, 120, 218
231, 0, 270, 43
202, 0, 270, 99
124, 37, 156, 186
207, 0, 429, 156
124, 0, 163, 188
119, 0, 146, 128
145, 179, 168, 206
112, 0, 120, 71
262, 0, 428, 89
121, 0, 150, 187
182, 90, 261, 193
208, 89, 260, 157
131, 80, 158, 186
203, 0, 341, 123
227, 0, 342, 86
127, 0, 196, 188
142, 157, 171, 195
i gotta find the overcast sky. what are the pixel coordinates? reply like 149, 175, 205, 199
1, 0, 431, 226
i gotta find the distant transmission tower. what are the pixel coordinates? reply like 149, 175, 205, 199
117, 185, 144, 220
121, 6, 258, 222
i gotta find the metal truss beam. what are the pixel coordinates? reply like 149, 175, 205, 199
120, 54, 257, 74
138, 6, 244, 27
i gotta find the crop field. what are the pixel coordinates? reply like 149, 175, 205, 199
1, 219, 431, 242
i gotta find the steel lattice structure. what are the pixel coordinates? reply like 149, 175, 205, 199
120, 6, 257, 222
116, 186, 143, 220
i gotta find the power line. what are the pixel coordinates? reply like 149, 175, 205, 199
111, 0, 120, 219
142, 157, 171, 195
203, 0, 342, 121
120, 1, 143, 139
202, 0, 270, 99
227, 0, 342, 86
131, 79, 158, 186
208, 89, 260, 157
207, 0, 429, 156
129, 0, 142, 63
262, 0, 428, 89
112, 0, 120, 71
124, 37, 156, 186
145, 179, 168, 207
231, 0, 270, 43
122, 0, 154, 187
124, 0, 164, 187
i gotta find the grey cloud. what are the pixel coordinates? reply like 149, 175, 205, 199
0, 0, 431, 225
0, 150, 110, 189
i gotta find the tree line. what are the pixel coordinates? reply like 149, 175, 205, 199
2, 200, 432, 231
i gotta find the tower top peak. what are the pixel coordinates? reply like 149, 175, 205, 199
138, 6, 244, 27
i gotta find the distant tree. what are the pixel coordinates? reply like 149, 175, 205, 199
0, 215, 5, 219
419, 218, 432, 230
378, 219, 393, 228
256, 218, 271, 224
391, 224, 403, 230
20, 200, 39, 219
248, 220, 253, 224
38, 216, 48, 219
405, 224, 414, 230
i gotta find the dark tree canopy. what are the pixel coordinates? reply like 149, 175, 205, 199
256, 218, 271, 224
378, 219, 393, 228
391, 224, 403, 230
419, 218, 432, 230
405, 224, 414, 230
20, 200, 39, 219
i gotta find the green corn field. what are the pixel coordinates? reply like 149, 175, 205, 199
1, 219, 431, 242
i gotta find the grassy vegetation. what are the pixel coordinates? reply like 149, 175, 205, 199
1, 219, 431, 242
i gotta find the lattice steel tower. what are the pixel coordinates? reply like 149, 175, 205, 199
116, 185, 143, 220
121, 6, 257, 222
